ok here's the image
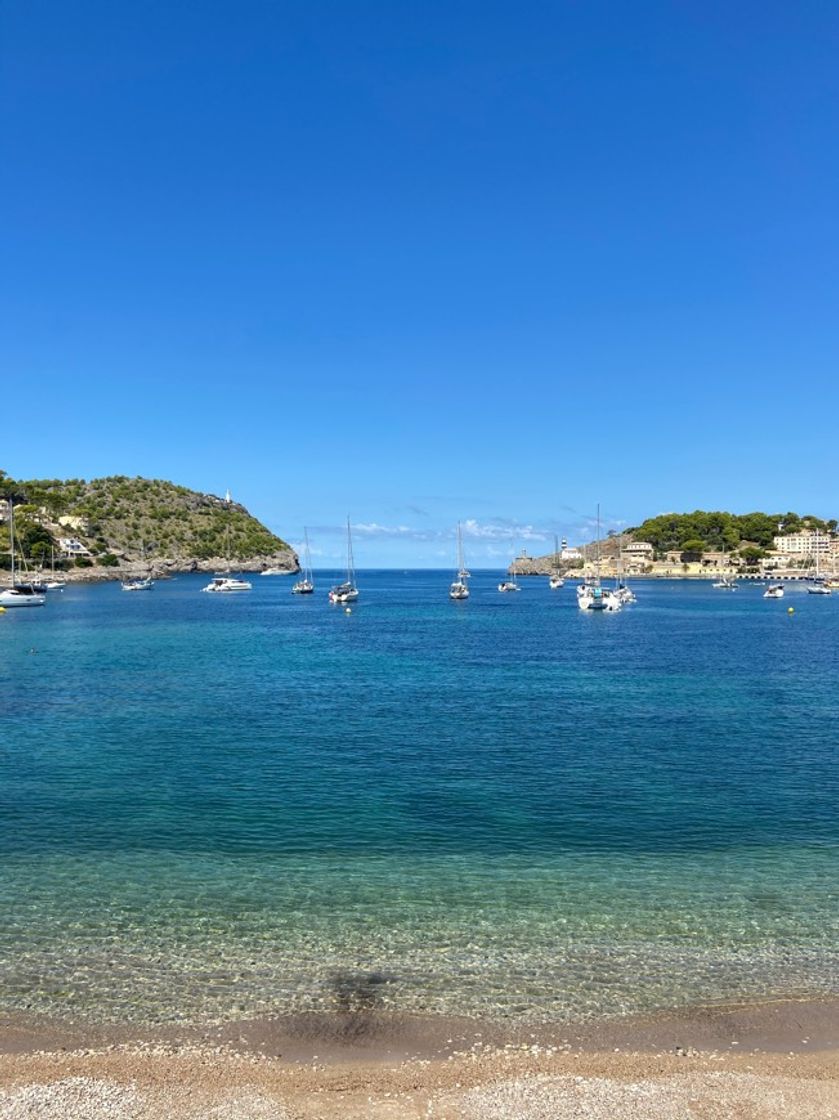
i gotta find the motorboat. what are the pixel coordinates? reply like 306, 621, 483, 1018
202, 576, 252, 593
121, 577, 153, 591
260, 567, 288, 576
498, 579, 520, 592
763, 585, 785, 599
712, 578, 737, 590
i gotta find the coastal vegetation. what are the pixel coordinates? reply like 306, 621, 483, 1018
630, 510, 836, 555
0, 471, 291, 569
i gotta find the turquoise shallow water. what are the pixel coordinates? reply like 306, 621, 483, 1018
0, 572, 837, 1024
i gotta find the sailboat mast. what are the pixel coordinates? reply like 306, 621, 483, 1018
346, 516, 354, 585
595, 504, 601, 586
303, 527, 312, 582
9, 502, 14, 587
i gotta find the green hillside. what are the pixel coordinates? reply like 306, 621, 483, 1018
630, 510, 836, 554
0, 472, 292, 568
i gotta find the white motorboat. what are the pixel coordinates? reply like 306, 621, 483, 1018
329, 517, 359, 603
202, 576, 252, 593
712, 578, 737, 590
292, 528, 315, 594
260, 567, 288, 576
763, 584, 785, 599
449, 523, 470, 600
202, 518, 251, 593
0, 504, 45, 608
121, 577, 153, 591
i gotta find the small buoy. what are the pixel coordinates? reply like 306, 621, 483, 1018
788, 607, 794, 614
0, 606, 5, 614
345, 607, 352, 614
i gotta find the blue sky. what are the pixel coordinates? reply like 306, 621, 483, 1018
2, 2, 838, 566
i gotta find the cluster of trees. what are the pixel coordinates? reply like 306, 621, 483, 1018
632, 510, 837, 555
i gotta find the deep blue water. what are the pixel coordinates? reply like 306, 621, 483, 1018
0, 572, 837, 1023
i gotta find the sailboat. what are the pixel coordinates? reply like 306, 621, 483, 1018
292, 528, 315, 594
807, 533, 832, 594
711, 544, 737, 590
614, 534, 636, 603
577, 505, 621, 611
44, 546, 66, 590
498, 538, 521, 592
329, 517, 359, 603
548, 535, 564, 589
449, 522, 470, 600
0, 503, 46, 607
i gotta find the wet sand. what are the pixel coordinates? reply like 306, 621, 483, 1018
1, 998, 837, 1118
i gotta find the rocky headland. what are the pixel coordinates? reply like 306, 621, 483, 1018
0, 473, 298, 582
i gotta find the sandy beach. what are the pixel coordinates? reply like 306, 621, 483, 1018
1, 999, 837, 1118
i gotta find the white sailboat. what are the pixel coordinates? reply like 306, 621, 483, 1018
577, 505, 621, 611
292, 528, 315, 594
0, 503, 46, 608
44, 547, 66, 590
329, 517, 359, 603
548, 535, 564, 589
449, 522, 469, 600
614, 534, 636, 603
498, 539, 521, 592
711, 544, 737, 590
807, 533, 832, 594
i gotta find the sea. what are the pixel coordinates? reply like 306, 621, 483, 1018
0, 571, 837, 1026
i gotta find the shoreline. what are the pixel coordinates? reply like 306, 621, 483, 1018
1, 999, 837, 1118
2, 995, 838, 1059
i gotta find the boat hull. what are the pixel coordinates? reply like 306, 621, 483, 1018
0, 589, 46, 608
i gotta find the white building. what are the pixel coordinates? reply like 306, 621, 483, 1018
772, 531, 837, 556
560, 547, 582, 561
625, 541, 654, 558
58, 537, 92, 558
